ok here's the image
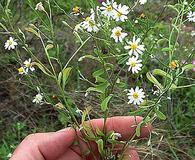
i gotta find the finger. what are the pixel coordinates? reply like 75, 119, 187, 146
123, 148, 140, 160
58, 148, 82, 160
10, 128, 76, 160
86, 116, 152, 140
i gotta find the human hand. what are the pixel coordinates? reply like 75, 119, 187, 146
10, 116, 152, 160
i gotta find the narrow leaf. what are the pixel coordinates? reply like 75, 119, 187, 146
101, 95, 112, 112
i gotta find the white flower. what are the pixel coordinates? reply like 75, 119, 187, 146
81, 13, 99, 32
126, 56, 142, 74
33, 93, 43, 104
113, 132, 122, 139
24, 58, 35, 72
187, 11, 195, 23
100, 0, 116, 18
139, 0, 147, 5
111, 27, 127, 43
127, 87, 145, 105
4, 37, 18, 50
124, 36, 145, 57
18, 67, 26, 75
113, 3, 129, 22
35, 2, 45, 11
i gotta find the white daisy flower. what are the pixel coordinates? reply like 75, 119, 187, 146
81, 13, 99, 32
124, 36, 145, 57
113, 3, 129, 22
111, 27, 127, 43
139, 0, 147, 5
126, 56, 142, 74
4, 37, 18, 50
100, 0, 116, 18
24, 58, 35, 72
18, 67, 26, 75
187, 11, 195, 23
127, 87, 145, 105
32, 93, 43, 104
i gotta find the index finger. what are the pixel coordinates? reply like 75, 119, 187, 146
87, 116, 152, 140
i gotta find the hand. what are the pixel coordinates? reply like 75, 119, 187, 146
10, 116, 152, 160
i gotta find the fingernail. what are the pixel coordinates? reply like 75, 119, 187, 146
57, 127, 72, 132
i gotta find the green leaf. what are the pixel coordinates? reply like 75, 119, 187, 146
87, 82, 110, 94
135, 123, 142, 137
34, 62, 53, 77
46, 44, 54, 50
182, 64, 195, 72
93, 69, 104, 78
96, 139, 104, 155
129, 108, 146, 116
0, 23, 8, 32
25, 27, 40, 37
58, 72, 62, 85
155, 109, 166, 120
62, 67, 72, 89
161, 45, 173, 52
153, 69, 172, 80
96, 128, 104, 137
78, 55, 100, 62
101, 95, 112, 112
146, 72, 163, 90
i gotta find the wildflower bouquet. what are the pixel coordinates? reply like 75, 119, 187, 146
1, 0, 195, 159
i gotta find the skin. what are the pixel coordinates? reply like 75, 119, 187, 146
10, 116, 152, 160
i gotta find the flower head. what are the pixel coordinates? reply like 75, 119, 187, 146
81, 13, 99, 32
187, 11, 195, 23
127, 87, 145, 105
113, 3, 129, 22
100, 0, 116, 18
35, 2, 45, 11
126, 56, 142, 74
192, 60, 195, 72
18, 67, 26, 75
98, 0, 105, 3
33, 93, 43, 104
124, 36, 145, 57
72, 6, 83, 16
4, 37, 18, 50
169, 60, 178, 70
111, 27, 127, 43
24, 58, 35, 72
139, 0, 147, 5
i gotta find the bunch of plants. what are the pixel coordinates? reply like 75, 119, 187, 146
0, 0, 195, 159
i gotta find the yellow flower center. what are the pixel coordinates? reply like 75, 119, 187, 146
26, 63, 31, 68
140, 13, 145, 18
130, 43, 138, 50
18, 67, 24, 73
117, 11, 122, 17
106, 5, 113, 11
85, 17, 95, 27
133, 92, 139, 99
169, 61, 177, 70
73, 6, 81, 14
8, 40, 12, 45
115, 30, 121, 37
130, 62, 136, 67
